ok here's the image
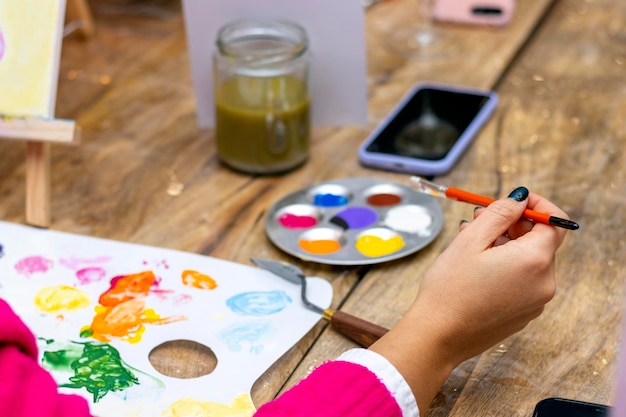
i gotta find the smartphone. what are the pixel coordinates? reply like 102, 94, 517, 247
533, 397, 611, 417
433, 0, 516, 26
358, 82, 498, 176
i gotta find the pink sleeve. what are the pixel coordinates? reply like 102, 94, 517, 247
0, 299, 93, 417
253, 360, 403, 417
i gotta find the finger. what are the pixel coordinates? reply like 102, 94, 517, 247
506, 218, 535, 240
515, 192, 569, 249
460, 186, 529, 249
493, 235, 510, 247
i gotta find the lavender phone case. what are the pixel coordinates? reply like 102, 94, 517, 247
358, 82, 498, 177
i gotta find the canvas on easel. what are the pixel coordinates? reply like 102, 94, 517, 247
0, 0, 80, 227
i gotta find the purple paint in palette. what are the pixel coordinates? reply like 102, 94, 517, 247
330, 206, 378, 229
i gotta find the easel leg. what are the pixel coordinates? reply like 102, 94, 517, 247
66, 0, 96, 39
26, 142, 52, 228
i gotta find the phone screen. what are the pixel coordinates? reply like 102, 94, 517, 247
533, 398, 611, 417
363, 87, 492, 161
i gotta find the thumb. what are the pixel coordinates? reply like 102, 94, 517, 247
464, 186, 529, 248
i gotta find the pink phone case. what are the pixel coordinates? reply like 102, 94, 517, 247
432, 0, 516, 26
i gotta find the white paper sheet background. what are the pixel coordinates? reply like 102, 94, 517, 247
0, 220, 332, 416
182, 0, 368, 128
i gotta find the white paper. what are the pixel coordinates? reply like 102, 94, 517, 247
182, 0, 368, 128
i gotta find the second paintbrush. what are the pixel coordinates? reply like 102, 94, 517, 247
410, 176, 579, 230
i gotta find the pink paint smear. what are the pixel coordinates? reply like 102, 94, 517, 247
76, 267, 107, 285
15, 256, 54, 277
60, 256, 112, 270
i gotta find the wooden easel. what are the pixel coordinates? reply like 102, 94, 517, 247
65, 0, 95, 39
0, 118, 80, 227
0, 0, 81, 227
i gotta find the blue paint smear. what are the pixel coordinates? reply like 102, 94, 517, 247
226, 291, 292, 316
220, 320, 275, 354
313, 193, 349, 207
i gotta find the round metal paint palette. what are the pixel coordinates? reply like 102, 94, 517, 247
265, 177, 444, 265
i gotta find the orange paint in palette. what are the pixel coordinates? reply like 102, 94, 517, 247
265, 177, 444, 265
299, 238, 342, 254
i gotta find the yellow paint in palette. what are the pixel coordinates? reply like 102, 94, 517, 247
355, 233, 405, 257
163, 393, 255, 417
34, 285, 91, 313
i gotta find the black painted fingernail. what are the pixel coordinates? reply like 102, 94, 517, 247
459, 219, 469, 226
474, 206, 482, 213
507, 186, 529, 202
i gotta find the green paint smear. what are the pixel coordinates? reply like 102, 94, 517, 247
43, 340, 140, 403
42, 345, 83, 371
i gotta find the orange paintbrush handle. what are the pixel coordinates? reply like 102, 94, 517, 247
445, 187, 577, 230
445, 187, 495, 207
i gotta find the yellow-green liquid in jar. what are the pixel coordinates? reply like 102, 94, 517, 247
215, 74, 310, 174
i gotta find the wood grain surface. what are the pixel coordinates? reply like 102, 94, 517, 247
0, 0, 624, 415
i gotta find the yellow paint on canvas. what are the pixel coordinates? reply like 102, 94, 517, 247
34, 285, 91, 313
162, 393, 256, 417
0, 0, 65, 117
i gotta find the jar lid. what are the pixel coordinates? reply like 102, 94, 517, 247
216, 18, 308, 72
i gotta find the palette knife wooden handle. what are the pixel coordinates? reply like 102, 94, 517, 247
323, 309, 389, 348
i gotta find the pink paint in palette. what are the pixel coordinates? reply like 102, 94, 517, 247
0, 221, 332, 417
265, 177, 444, 265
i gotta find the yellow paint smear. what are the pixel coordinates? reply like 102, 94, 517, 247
162, 393, 255, 417
34, 285, 90, 313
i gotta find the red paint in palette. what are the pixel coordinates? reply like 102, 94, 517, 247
278, 212, 318, 229
366, 193, 402, 207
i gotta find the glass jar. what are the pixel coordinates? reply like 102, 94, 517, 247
213, 18, 311, 174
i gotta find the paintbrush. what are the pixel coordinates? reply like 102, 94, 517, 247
410, 176, 579, 230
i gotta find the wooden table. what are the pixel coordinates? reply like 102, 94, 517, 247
1, 0, 624, 415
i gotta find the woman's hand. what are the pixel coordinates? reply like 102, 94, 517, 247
370, 187, 570, 413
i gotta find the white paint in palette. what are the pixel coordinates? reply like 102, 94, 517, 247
383, 205, 433, 236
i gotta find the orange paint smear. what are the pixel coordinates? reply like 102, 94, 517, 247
86, 270, 185, 343
299, 239, 341, 255
182, 269, 218, 290
88, 298, 184, 343
99, 270, 155, 306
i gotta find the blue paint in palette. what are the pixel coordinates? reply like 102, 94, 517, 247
226, 291, 292, 316
220, 320, 275, 354
313, 193, 349, 207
